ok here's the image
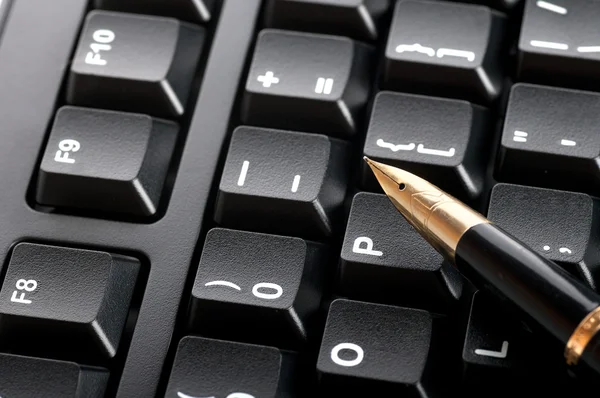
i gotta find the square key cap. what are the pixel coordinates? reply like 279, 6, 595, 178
68, 11, 205, 118
215, 126, 350, 238
242, 29, 373, 136
0, 354, 109, 398
362, 91, 489, 202
36, 106, 178, 217
519, 0, 600, 90
0, 243, 139, 360
384, 0, 506, 103
497, 83, 600, 195
338, 192, 462, 312
165, 337, 296, 398
317, 299, 445, 396
488, 183, 600, 289
189, 228, 325, 347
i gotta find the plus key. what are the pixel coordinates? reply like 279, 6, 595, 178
242, 29, 374, 137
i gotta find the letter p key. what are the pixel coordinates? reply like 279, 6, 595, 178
352, 237, 383, 257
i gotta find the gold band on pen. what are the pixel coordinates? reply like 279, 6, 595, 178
565, 306, 600, 366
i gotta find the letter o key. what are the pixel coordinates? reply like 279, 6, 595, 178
330, 343, 364, 367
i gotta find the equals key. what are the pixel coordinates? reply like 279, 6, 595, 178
215, 126, 350, 238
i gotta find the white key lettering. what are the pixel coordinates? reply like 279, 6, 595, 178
331, 343, 364, 367
352, 237, 383, 257
10, 278, 38, 305
85, 29, 115, 66
54, 139, 81, 164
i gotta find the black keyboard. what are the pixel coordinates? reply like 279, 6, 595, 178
1, 0, 600, 396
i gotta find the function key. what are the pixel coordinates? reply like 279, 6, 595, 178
165, 336, 296, 398
519, 0, 600, 89
242, 29, 373, 137
317, 299, 447, 396
362, 91, 490, 202
338, 193, 462, 312
487, 183, 600, 289
36, 106, 178, 217
215, 126, 350, 238
189, 228, 325, 347
0, 354, 108, 398
0, 243, 139, 360
461, 291, 559, 395
94, 0, 218, 23
497, 83, 600, 195
67, 11, 206, 118
383, 0, 506, 104
264, 0, 391, 41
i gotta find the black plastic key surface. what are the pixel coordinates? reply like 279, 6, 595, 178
339, 192, 462, 312
317, 299, 443, 396
383, 0, 505, 103
67, 10, 205, 118
497, 84, 600, 195
264, 0, 391, 41
94, 0, 218, 23
362, 91, 489, 202
461, 291, 558, 396
189, 228, 325, 347
0, 243, 139, 360
165, 336, 295, 398
215, 126, 349, 238
519, 0, 600, 90
460, 0, 521, 10
36, 106, 178, 217
487, 183, 600, 290
242, 29, 373, 136
0, 354, 109, 398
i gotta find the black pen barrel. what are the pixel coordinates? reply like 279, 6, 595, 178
455, 223, 600, 347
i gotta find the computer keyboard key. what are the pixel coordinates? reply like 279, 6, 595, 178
0, 354, 109, 398
242, 29, 373, 136
215, 126, 349, 237
94, 0, 218, 23
36, 106, 177, 217
497, 84, 600, 195
317, 299, 443, 396
0, 243, 139, 359
189, 228, 325, 347
67, 11, 205, 118
339, 192, 462, 312
264, 0, 391, 41
462, 291, 557, 394
487, 184, 600, 290
165, 336, 295, 398
518, 0, 600, 89
362, 92, 489, 202
384, 0, 505, 103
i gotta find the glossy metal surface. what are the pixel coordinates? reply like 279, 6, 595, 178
364, 157, 488, 260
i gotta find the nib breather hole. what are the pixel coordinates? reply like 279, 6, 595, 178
399, 183, 406, 191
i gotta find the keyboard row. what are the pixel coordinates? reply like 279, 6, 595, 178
0, 294, 564, 397
36, 81, 600, 221
33, 0, 600, 219
1, 178, 596, 394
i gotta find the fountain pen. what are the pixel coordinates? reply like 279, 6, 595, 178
364, 157, 600, 376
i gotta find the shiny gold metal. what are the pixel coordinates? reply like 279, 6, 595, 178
364, 157, 488, 261
565, 306, 600, 365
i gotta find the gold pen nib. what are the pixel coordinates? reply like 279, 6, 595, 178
363, 157, 488, 260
